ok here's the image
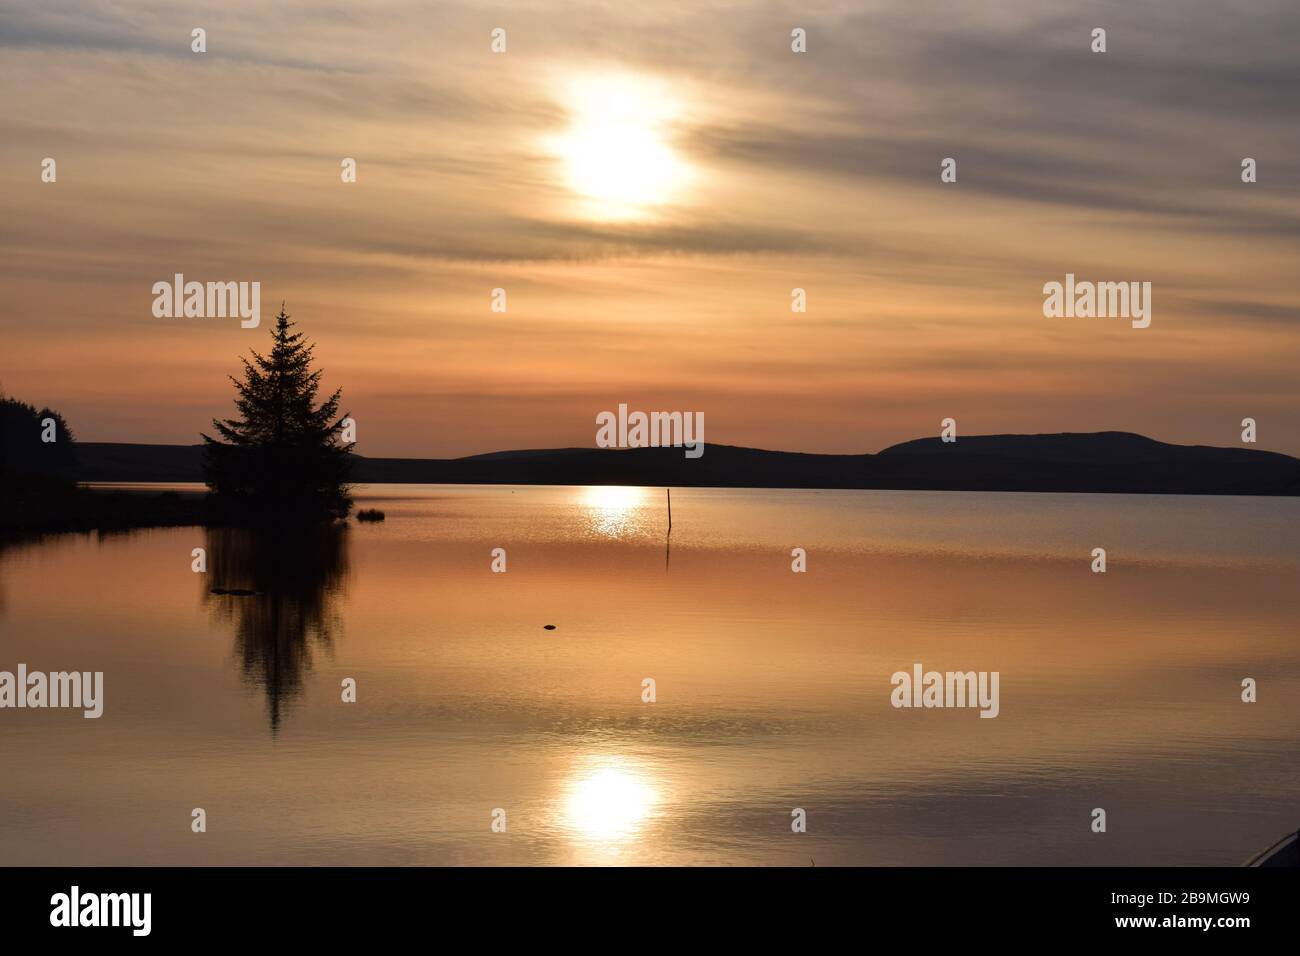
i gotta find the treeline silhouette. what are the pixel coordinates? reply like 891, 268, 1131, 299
1, 395, 72, 524
2, 307, 355, 534
0, 394, 75, 475
1, 392, 202, 534
0, 393, 74, 533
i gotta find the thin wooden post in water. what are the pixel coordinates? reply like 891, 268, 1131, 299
665, 487, 672, 569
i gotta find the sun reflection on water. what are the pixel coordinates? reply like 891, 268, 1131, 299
580, 485, 647, 538
562, 756, 660, 846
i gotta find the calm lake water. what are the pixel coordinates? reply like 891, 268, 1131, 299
2, 485, 1298, 866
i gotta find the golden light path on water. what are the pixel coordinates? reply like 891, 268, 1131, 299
567, 488, 663, 856
581, 485, 648, 537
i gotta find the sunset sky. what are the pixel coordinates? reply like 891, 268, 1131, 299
3, 0, 1298, 458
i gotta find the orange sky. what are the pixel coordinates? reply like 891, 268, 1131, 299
2, 1, 1298, 458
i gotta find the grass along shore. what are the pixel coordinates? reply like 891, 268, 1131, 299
1, 474, 213, 536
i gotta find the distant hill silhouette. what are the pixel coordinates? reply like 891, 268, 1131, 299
72, 432, 1300, 496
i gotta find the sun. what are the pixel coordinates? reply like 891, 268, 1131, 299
549, 74, 690, 217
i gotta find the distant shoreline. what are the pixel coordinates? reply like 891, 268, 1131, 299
73, 431, 1300, 497
7, 430, 1298, 539
77, 480, 1300, 501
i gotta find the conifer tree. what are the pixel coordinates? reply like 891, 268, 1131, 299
202, 307, 353, 522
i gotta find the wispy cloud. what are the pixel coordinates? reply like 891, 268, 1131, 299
1, 0, 1297, 456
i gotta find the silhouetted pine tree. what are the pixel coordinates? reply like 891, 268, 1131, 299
202, 307, 353, 523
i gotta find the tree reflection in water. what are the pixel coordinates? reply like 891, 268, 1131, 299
202, 523, 350, 733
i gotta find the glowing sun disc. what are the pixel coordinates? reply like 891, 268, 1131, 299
550, 75, 689, 214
